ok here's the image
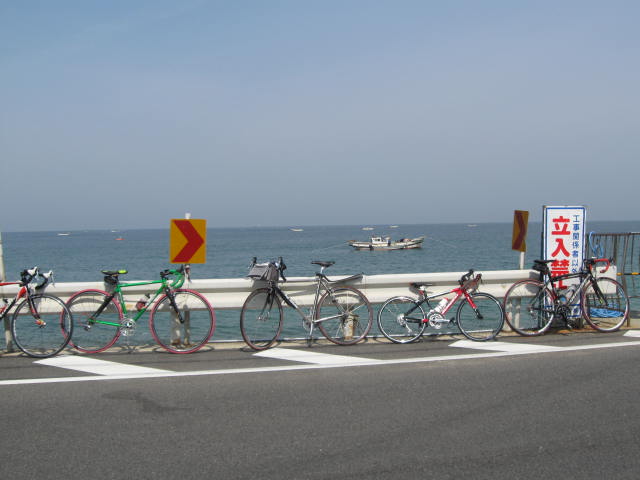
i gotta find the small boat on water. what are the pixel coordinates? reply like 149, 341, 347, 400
348, 235, 425, 251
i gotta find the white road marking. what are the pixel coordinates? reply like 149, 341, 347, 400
253, 348, 382, 365
449, 340, 564, 353
34, 356, 172, 375
624, 330, 640, 338
3, 339, 640, 387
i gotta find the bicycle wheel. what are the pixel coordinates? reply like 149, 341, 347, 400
456, 292, 504, 341
503, 280, 555, 336
582, 277, 629, 332
377, 296, 427, 343
11, 294, 73, 358
317, 286, 373, 345
66, 289, 122, 353
150, 289, 216, 353
240, 288, 283, 351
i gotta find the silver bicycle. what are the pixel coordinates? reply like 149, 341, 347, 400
240, 258, 373, 350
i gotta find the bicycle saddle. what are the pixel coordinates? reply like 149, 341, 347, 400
311, 261, 335, 268
101, 270, 128, 276
411, 282, 435, 289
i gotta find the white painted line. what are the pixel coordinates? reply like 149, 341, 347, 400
34, 356, 172, 376
3, 339, 639, 387
450, 340, 564, 353
624, 330, 640, 338
253, 348, 382, 365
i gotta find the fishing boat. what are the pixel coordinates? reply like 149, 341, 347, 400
348, 235, 425, 251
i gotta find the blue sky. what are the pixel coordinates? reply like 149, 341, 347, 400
1, 1, 638, 231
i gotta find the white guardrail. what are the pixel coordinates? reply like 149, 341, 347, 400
0, 269, 539, 309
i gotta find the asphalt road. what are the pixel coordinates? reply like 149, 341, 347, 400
1, 332, 639, 479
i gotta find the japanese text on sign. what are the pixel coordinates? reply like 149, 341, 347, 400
543, 206, 586, 289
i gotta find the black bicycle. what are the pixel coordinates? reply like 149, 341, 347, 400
240, 258, 373, 350
503, 257, 629, 336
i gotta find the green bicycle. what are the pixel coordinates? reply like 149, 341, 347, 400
66, 266, 215, 354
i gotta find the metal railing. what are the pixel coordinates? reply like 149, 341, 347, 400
586, 232, 640, 316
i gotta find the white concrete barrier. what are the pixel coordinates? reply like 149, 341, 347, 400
0, 269, 538, 310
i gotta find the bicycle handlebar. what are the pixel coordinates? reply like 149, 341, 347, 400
277, 257, 287, 282
459, 269, 474, 286
160, 265, 187, 288
587, 257, 610, 274
19, 267, 54, 290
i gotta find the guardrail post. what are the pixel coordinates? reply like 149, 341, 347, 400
0, 232, 14, 352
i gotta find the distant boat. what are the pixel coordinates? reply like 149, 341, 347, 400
467, 224, 478, 227
362, 227, 374, 231
348, 236, 425, 251
57, 233, 70, 236
115, 237, 124, 241
389, 225, 399, 228
290, 228, 304, 232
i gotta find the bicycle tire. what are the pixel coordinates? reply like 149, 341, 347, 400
503, 280, 555, 336
66, 289, 122, 353
11, 294, 73, 358
456, 292, 504, 341
582, 277, 629, 332
240, 288, 283, 351
316, 286, 373, 345
150, 289, 216, 353
377, 296, 427, 343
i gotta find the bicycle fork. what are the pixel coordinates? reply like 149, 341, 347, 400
464, 294, 483, 320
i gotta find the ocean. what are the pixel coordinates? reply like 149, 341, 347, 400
2, 221, 639, 343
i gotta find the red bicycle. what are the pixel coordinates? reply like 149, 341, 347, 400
377, 270, 504, 343
0, 267, 73, 357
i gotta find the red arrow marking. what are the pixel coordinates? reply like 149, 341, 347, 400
513, 213, 526, 250
173, 220, 204, 263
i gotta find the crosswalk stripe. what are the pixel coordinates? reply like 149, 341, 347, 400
35, 356, 172, 376
253, 348, 382, 365
2, 338, 637, 386
624, 330, 640, 338
450, 340, 564, 353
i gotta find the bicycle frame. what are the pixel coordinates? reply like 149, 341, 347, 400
273, 273, 360, 327
542, 261, 608, 319
88, 272, 185, 328
407, 284, 477, 323
1, 269, 52, 322
0, 282, 31, 320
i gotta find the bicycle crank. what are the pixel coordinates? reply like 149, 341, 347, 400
428, 312, 447, 329
120, 318, 136, 336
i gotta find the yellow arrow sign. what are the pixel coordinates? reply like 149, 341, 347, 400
170, 219, 206, 264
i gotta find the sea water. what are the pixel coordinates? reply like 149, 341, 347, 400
2, 221, 638, 343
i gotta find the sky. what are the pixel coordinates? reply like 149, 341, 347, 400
1, 0, 639, 231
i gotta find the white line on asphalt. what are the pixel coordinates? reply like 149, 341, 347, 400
624, 330, 640, 338
253, 348, 382, 365
3, 339, 640, 387
34, 356, 172, 375
449, 340, 564, 353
